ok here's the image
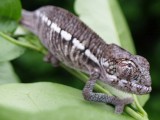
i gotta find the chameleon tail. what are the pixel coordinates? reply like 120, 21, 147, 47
20, 9, 37, 34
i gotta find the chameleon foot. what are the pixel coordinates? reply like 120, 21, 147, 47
83, 71, 134, 114
114, 97, 133, 114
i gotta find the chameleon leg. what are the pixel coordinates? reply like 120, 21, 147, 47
44, 53, 60, 67
82, 72, 133, 114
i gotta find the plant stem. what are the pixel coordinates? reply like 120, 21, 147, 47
132, 94, 147, 116
125, 106, 148, 120
0, 32, 46, 54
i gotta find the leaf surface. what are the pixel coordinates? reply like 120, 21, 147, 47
0, 62, 19, 84
0, 82, 134, 120
0, 0, 21, 33
0, 36, 25, 62
0, 0, 21, 20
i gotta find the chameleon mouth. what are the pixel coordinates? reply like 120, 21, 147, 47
118, 79, 152, 95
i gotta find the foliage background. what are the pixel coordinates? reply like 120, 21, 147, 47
0, 0, 159, 120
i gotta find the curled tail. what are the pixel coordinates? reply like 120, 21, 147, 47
20, 9, 37, 34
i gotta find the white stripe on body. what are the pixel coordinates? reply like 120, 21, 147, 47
36, 11, 100, 65
72, 38, 85, 50
51, 22, 61, 33
101, 58, 109, 67
85, 49, 99, 64
61, 30, 72, 41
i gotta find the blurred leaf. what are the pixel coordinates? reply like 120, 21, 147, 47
0, 36, 25, 62
0, 0, 21, 20
0, 17, 18, 33
108, 0, 135, 54
0, 0, 21, 33
0, 82, 134, 120
0, 62, 19, 84
74, 0, 135, 53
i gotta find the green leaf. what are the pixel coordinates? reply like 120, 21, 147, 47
0, 36, 25, 62
0, 0, 21, 33
108, 0, 135, 54
0, 17, 18, 33
74, 0, 135, 53
0, 82, 134, 120
137, 95, 149, 107
0, 0, 21, 20
0, 62, 19, 84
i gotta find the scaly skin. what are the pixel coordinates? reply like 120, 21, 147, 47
20, 6, 152, 114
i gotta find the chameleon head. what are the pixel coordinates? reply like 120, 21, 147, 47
100, 54, 152, 95
115, 55, 152, 94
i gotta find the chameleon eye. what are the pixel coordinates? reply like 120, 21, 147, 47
128, 63, 132, 68
116, 60, 136, 80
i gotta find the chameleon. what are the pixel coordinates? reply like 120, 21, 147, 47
20, 5, 152, 114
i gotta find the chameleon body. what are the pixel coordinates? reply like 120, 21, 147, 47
21, 6, 152, 114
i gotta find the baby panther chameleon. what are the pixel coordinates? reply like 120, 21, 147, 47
20, 6, 152, 114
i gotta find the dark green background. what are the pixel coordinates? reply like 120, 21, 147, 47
13, 0, 160, 119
